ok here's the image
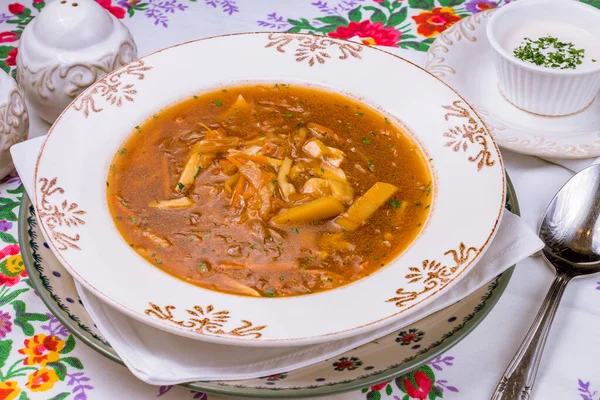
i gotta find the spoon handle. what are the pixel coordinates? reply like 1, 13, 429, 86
490, 271, 571, 400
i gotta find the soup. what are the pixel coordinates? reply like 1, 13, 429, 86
107, 84, 432, 297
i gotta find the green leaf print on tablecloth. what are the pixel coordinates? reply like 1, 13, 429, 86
0, 175, 94, 400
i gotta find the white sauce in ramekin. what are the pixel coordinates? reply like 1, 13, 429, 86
502, 20, 600, 71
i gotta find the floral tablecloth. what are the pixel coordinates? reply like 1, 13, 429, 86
1, 0, 600, 399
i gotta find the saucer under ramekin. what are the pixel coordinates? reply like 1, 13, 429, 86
426, 9, 600, 159
487, 0, 600, 117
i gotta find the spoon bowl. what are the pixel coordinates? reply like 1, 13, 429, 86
540, 164, 600, 271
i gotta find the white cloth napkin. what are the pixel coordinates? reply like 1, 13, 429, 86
542, 156, 600, 173
11, 136, 544, 385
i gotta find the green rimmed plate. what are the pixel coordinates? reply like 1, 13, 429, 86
19, 174, 518, 398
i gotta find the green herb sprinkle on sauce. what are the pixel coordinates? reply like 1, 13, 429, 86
513, 35, 585, 70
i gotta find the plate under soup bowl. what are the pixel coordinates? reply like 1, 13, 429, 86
34, 32, 505, 346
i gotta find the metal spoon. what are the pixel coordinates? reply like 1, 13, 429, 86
491, 164, 600, 399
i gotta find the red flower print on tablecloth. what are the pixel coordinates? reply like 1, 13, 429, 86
8, 3, 25, 14
0, 244, 26, 287
391, 356, 458, 399
0, 381, 21, 400
0, 32, 18, 43
95, 0, 126, 19
25, 367, 59, 392
412, 7, 461, 38
329, 20, 401, 46
362, 380, 394, 398
404, 371, 434, 399
19, 334, 66, 367
5, 47, 18, 67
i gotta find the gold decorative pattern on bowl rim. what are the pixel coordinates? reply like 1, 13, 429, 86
443, 100, 496, 171
146, 303, 267, 338
265, 33, 363, 67
37, 177, 86, 251
386, 242, 478, 308
73, 59, 152, 118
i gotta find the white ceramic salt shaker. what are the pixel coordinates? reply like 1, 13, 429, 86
16, 0, 137, 123
0, 71, 28, 180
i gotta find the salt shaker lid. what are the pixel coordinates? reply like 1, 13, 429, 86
19, 0, 133, 65
34, 0, 114, 50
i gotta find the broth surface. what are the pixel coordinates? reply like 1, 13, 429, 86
107, 84, 432, 297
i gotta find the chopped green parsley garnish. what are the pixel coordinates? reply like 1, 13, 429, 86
362, 137, 371, 145
118, 148, 127, 154
213, 100, 224, 107
120, 200, 128, 207
389, 199, 402, 208
513, 36, 585, 69
259, 133, 266, 137
193, 95, 198, 99
355, 112, 363, 117
368, 160, 374, 172
415, 201, 422, 206
273, 83, 279, 88
283, 113, 293, 117
266, 289, 276, 297
297, 122, 306, 127
153, 114, 158, 118
177, 182, 184, 191
384, 117, 391, 124
131, 217, 137, 223
135, 125, 140, 130
221, 89, 227, 93
272, 180, 278, 185
292, 227, 299, 233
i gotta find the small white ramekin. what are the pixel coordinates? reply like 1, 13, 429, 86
487, 0, 600, 116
